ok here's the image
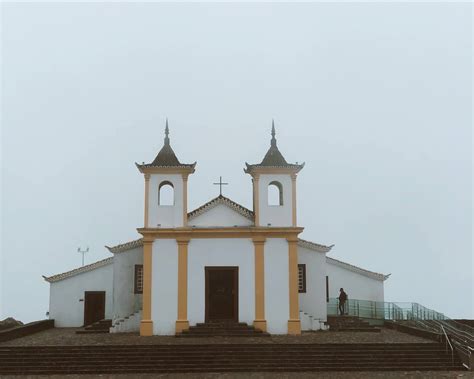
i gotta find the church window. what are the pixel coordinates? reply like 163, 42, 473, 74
134, 265, 143, 294
298, 264, 306, 293
158, 181, 174, 206
268, 181, 283, 206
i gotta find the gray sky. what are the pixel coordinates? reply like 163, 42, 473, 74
1, 3, 472, 322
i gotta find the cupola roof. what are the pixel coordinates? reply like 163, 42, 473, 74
136, 119, 196, 173
244, 120, 304, 174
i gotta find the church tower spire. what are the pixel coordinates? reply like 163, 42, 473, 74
244, 120, 304, 228
164, 118, 170, 146
136, 119, 196, 229
271, 119, 276, 147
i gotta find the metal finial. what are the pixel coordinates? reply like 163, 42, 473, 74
164, 118, 170, 145
271, 119, 276, 147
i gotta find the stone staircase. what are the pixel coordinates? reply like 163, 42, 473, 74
76, 319, 112, 334
177, 321, 270, 338
110, 311, 141, 333
326, 315, 380, 332
0, 343, 464, 375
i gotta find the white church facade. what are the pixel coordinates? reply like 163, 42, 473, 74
44, 123, 389, 335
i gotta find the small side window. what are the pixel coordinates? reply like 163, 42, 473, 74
134, 265, 144, 294
298, 264, 306, 293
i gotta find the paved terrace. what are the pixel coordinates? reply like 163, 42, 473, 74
1, 326, 434, 346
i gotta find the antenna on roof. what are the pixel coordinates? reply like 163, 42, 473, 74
77, 246, 89, 267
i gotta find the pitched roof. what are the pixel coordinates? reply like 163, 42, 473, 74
298, 238, 334, 253
326, 256, 390, 282
188, 195, 255, 222
105, 238, 143, 254
43, 257, 113, 283
244, 121, 304, 173
136, 121, 196, 170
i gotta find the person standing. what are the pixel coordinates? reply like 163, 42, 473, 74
338, 288, 348, 315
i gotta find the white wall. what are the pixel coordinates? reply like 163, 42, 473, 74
188, 238, 255, 326
49, 263, 113, 327
112, 247, 143, 319
326, 260, 385, 302
258, 174, 293, 227
264, 238, 289, 334
298, 247, 327, 323
148, 174, 183, 228
151, 239, 178, 335
189, 204, 253, 227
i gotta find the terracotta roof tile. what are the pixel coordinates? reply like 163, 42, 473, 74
43, 257, 113, 283
188, 195, 254, 222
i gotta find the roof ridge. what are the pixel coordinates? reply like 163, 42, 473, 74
298, 238, 334, 253
187, 195, 254, 222
43, 257, 113, 283
326, 256, 389, 281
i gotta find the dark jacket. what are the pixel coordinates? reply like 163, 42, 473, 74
338, 291, 348, 302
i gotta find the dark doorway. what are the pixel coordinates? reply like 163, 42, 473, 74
205, 267, 238, 322
83, 291, 106, 326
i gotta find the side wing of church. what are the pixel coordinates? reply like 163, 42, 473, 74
44, 122, 389, 335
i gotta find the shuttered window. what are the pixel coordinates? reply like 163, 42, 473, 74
298, 264, 306, 293
134, 265, 144, 294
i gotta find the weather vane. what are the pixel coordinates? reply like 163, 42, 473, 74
77, 246, 89, 267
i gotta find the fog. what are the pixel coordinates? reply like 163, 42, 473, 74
1, 3, 472, 322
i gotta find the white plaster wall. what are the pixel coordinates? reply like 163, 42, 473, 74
326, 260, 385, 302
112, 246, 143, 319
264, 238, 289, 334
298, 247, 327, 323
49, 263, 113, 327
151, 239, 178, 335
188, 238, 255, 326
258, 174, 293, 227
189, 204, 253, 227
148, 174, 183, 228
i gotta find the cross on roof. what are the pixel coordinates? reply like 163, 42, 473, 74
213, 176, 229, 196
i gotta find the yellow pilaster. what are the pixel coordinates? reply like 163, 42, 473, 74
140, 239, 154, 336
291, 173, 297, 227
144, 174, 150, 228
253, 236, 267, 331
287, 237, 301, 334
182, 174, 188, 226
176, 238, 190, 333
253, 174, 260, 226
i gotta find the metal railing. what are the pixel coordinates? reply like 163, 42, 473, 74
327, 298, 446, 321
327, 297, 473, 370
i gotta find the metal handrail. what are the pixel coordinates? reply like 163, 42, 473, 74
441, 324, 454, 365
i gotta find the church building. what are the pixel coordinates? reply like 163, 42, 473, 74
44, 122, 389, 335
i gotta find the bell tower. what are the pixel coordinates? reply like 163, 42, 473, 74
244, 121, 304, 227
136, 120, 196, 228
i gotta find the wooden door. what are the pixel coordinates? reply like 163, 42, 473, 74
83, 291, 105, 326
205, 267, 238, 322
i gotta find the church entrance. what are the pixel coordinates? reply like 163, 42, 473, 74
83, 291, 105, 326
205, 267, 238, 322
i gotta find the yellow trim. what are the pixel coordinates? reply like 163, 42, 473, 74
291, 174, 297, 227
138, 227, 303, 240
247, 167, 302, 175
253, 175, 260, 226
176, 238, 190, 333
140, 240, 154, 336
137, 166, 196, 175
287, 238, 301, 335
253, 237, 266, 332
144, 174, 150, 228
182, 174, 189, 226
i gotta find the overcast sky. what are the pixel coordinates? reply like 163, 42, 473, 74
1, 3, 472, 322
